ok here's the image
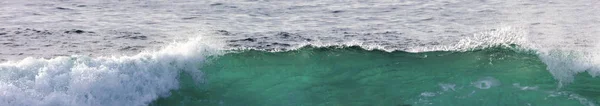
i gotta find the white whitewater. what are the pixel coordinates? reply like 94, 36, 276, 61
0, 37, 223, 106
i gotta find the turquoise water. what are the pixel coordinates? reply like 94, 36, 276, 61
151, 46, 600, 106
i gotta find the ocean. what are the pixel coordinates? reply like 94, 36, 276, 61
1, 0, 600, 106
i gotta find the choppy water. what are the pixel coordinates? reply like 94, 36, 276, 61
1, 0, 600, 106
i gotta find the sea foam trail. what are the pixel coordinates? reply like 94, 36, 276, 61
0, 36, 223, 106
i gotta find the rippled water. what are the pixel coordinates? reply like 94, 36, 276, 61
1, 0, 598, 60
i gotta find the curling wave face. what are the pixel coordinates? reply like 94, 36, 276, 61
150, 46, 599, 106
221, 26, 600, 86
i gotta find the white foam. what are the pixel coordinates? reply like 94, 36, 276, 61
0, 36, 223, 106
438, 83, 456, 92
534, 40, 600, 86
419, 92, 436, 97
512, 83, 539, 91
472, 77, 501, 89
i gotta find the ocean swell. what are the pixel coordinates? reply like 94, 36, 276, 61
0, 26, 598, 105
221, 26, 599, 86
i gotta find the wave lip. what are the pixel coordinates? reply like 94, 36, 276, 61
221, 26, 528, 53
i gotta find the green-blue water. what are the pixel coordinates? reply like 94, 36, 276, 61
151, 46, 600, 106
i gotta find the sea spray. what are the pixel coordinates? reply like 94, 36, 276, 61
0, 36, 224, 106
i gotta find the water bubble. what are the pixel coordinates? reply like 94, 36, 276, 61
420, 92, 436, 97
438, 83, 456, 91
472, 77, 501, 89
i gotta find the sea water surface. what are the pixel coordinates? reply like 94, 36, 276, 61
1, 0, 600, 106
151, 46, 598, 106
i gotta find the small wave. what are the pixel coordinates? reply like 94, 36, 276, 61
220, 26, 599, 86
222, 27, 528, 53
